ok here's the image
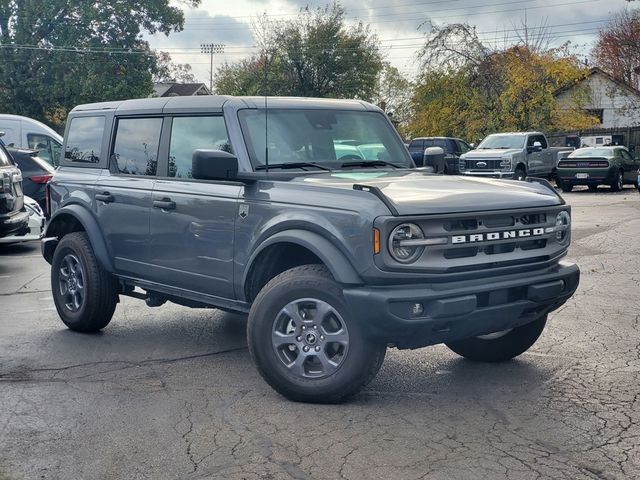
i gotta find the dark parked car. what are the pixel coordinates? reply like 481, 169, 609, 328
557, 146, 640, 192
6, 147, 54, 208
407, 137, 472, 173
0, 143, 29, 238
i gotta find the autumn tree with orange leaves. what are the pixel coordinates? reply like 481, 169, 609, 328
409, 23, 598, 141
592, 9, 640, 90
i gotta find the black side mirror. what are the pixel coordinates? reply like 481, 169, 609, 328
192, 149, 238, 181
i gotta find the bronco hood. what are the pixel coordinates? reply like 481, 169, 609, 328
297, 170, 562, 216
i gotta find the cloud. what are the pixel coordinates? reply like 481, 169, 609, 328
148, 0, 615, 82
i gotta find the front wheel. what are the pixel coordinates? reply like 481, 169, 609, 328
610, 170, 624, 192
446, 315, 547, 362
51, 232, 118, 332
247, 265, 386, 403
514, 166, 526, 181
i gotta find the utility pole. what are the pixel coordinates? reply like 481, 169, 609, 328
200, 43, 225, 94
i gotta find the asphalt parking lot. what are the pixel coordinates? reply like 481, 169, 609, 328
1, 186, 639, 480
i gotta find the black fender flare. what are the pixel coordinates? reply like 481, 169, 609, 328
43, 204, 114, 272
243, 229, 363, 287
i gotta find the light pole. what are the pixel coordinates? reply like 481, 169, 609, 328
200, 43, 225, 94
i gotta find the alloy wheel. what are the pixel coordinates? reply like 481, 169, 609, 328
271, 298, 349, 379
58, 253, 85, 312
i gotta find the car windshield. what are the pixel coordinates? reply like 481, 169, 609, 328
238, 109, 411, 169
477, 135, 526, 150
569, 148, 615, 158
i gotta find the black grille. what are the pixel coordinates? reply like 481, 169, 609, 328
465, 159, 502, 170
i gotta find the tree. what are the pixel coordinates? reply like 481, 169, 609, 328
215, 3, 383, 99
409, 23, 598, 140
592, 9, 640, 90
372, 63, 413, 132
154, 52, 198, 84
0, 0, 200, 129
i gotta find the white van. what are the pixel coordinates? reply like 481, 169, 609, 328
0, 114, 63, 166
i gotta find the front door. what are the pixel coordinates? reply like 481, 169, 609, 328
96, 117, 163, 277
147, 115, 241, 299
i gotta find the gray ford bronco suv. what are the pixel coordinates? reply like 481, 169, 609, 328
42, 96, 580, 403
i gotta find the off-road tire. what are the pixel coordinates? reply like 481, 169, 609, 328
445, 315, 547, 362
247, 265, 386, 403
610, 170, 624, 192
51, 232, 118, 332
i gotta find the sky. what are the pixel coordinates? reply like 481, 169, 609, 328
148, 0, 632, 87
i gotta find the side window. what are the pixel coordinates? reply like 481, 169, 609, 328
408, 140, 423, 151
457, 140, 471, 154
112, 117, 162, 176
168, 116, 232, 179
27, 134, 54, 165
433, 139, 447, 150
65, 116, 105, 163
528, 135, 547, 149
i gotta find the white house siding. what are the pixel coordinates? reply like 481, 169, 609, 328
555, 72, 640, 129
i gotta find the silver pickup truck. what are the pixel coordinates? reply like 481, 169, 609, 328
460, 132, 573, 180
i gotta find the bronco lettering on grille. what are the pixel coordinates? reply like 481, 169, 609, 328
452, 228, 545, 244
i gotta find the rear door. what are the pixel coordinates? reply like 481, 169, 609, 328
95, 116, 162, 277
148, 114, 241, 299
407, 139, 425, 165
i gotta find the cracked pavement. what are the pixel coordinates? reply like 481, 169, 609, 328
1, 187, 639, 480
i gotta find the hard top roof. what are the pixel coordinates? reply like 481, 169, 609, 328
70, 96, 377, 115
485, 132, 544, 136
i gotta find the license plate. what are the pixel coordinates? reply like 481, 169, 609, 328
575, 173, 589, 179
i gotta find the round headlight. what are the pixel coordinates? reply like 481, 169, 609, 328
555, 211, 571, 243
388, 223, 425, 263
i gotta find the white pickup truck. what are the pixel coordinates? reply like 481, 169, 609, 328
459, 132, 573, 180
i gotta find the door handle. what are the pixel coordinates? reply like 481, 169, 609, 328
95, 192, 114, 203
153, 199, 176, 210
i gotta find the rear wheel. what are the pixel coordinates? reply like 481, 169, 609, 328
51, 232, 118, 332
610, 170, 624, 192
446, 316, 547, 362
247, 265, 386, 403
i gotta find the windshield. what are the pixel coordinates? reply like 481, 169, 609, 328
569, 148, 615, 158
477, 135, 526, 150
238, 109, 411, 169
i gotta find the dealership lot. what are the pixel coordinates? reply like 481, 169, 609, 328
1, 187, 639, 480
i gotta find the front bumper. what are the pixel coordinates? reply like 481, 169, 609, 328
0, 211, 44, 244
461, 170, 514, 178
343, 260, 579, 349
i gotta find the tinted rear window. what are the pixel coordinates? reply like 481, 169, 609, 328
65, 116, 105, 163
12, 152, 54, 172
112, 117, 162, 176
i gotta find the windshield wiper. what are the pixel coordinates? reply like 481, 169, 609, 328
255, 162, 331, 171
340, 160, 403, 169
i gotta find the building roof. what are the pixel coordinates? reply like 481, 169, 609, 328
554, 67, 640, 99
152, 82, 211, 97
